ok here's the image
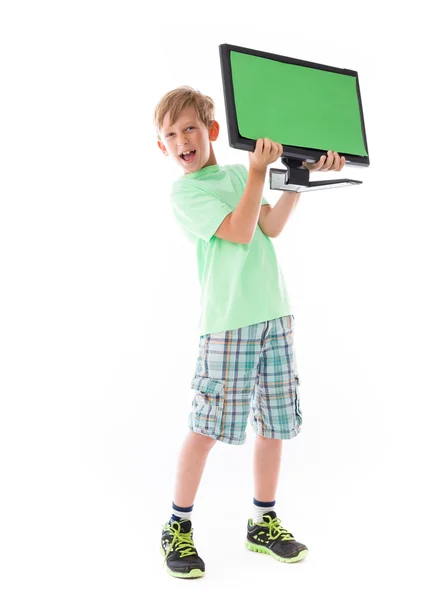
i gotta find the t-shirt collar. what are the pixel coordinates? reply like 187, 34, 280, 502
182, 164, 221, 179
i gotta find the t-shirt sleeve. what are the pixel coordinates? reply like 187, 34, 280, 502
171, 180, 233, 244
237, 164, 270, 206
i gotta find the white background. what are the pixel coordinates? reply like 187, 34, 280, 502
1, 2, 430, 599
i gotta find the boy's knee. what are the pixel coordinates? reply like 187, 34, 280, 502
192, 431, 217, 449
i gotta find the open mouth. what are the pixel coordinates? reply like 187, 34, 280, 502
180, 150, 196, 163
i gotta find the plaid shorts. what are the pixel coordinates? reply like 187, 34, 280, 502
188, 315, 302, 445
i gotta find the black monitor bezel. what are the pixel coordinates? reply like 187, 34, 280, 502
219, 43, 370, 167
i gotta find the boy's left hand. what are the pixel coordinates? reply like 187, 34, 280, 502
302, 150, 345, 172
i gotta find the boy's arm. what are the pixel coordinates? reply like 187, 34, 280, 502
215, 166, 266, 244
258, 191, 301, 238
256, 150, 345, 238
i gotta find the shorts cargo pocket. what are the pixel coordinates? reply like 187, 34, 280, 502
190, 376, 225, 437
294, 374, 303, 426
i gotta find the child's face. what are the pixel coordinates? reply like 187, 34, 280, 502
158, 105, 219, 175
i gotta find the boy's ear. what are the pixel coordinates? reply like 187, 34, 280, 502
158, 140, 169, 156
209, 120, 220, 141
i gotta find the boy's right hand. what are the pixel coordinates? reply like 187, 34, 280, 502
248, 138, 283, 172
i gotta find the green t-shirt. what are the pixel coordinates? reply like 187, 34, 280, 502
170, 163, 292, 336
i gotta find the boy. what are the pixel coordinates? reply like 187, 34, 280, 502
154, 86, 345, 578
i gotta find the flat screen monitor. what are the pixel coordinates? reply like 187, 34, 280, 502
219, 43, 369, 169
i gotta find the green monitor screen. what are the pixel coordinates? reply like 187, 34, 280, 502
219, 44, 369, 168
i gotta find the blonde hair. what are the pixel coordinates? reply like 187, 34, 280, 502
153, 86, 215, 140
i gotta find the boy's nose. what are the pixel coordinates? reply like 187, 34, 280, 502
177, 135, 189, 147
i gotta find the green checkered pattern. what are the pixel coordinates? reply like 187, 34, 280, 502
189, 315, 302, 445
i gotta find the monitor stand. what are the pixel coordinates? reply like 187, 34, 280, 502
269, 158, 362, 192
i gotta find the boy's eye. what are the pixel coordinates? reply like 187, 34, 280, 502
166, 127, 194, 138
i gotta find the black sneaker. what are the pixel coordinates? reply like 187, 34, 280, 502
160, 519, 205, 578
246, 511, 308, 563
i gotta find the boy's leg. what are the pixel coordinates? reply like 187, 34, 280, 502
247, 435, 308, 562
246, 315, 307, 562
161, 431, 216, 579
173, 431, 217, 507
253, 435, 282, 502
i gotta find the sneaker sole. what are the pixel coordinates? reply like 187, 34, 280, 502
159, 547, 205, 578
245, 541, 308, 563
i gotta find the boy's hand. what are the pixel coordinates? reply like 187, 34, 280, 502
249, 138, 283, 172
302, 150, 346, 172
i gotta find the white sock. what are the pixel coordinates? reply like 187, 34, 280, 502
170, 502, 193, 523
253, 499, 276, 523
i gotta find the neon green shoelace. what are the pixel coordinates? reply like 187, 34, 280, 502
258, 515, 294, 541
164, 521, 197, 563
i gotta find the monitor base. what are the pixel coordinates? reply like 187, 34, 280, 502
269, 158, 362, 192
